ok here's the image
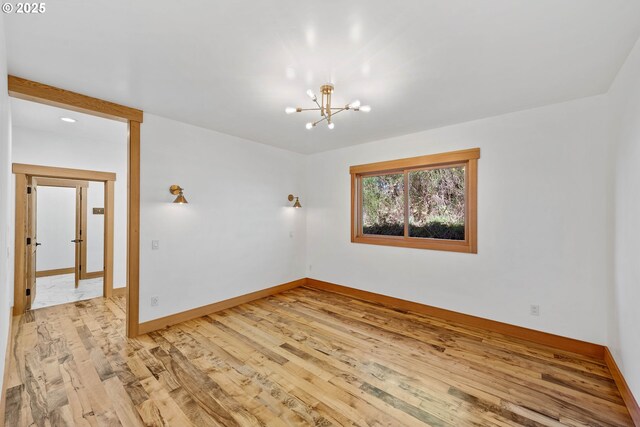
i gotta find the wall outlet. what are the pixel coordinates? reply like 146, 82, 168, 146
289, 231, 294, 238
530, 304, 540, 316
151, 240, 160, 250
151, 296, 159, 307
308, 264, 312, 272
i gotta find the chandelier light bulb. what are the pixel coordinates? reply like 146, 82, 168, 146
359, 105, 371, 112
349, 100, 361, 109
285, 107, 297, 114
328, 122, 335, 130
306, 122, 314, 130
306, 89, 317, 101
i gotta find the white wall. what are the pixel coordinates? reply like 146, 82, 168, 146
86, 182, 104, 273
35, 186, 76, 271
306, 95, 612, 345
0, 14, 12, 401
12, 127, 127, 287
608, 37, 640, 400
139, 114, 306, 322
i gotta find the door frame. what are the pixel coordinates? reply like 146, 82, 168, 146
9, 75, 143, 337
78, 185, 106, 281
13, 165, 116, 307
32, 177, 90, 282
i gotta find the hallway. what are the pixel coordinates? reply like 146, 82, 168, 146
31, 274, 102, 310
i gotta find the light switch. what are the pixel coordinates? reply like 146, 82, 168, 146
152, 240, 160, 250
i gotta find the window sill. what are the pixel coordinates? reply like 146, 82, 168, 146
351, 235, 477, 253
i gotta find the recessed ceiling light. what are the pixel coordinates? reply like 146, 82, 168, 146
60, 117, 76, 123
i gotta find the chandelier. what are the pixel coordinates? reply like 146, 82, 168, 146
285, 83, 370, 130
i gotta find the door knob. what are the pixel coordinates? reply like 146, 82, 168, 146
71, 239, 84, 243
35, 242, 42, 246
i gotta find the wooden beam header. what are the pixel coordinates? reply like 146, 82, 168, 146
12, 163, 116, 182
8, 75, 143, 123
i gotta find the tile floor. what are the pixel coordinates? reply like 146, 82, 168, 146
31, 273, 103, 309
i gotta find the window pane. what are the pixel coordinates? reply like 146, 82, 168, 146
408, 166, 465, 240
362, 173, 404, 236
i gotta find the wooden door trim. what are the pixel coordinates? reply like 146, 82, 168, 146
84, 271, 104, 280
8, 75, 143, 123
13, 163, 115, 182
35, 177, 88, 188
13, 174, 27, 315
104, 180, 115, 299
36, 267, 75, 278
126, 122, 140, 336
9, 76, 141, 337
25, 176, 37, 309
13, 168, 116, 311
76, 185, 106, 281
79, 186, 88, 279
74, 186, 81, 288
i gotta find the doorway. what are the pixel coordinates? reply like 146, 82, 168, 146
13, 164, 116, 312
29, 176, 109, 309
9, 75, 142, 337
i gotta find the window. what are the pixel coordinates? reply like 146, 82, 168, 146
351, 148, 479, 253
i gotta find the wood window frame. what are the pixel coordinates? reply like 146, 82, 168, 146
350, 148, 479, 253
9, 75, 142, 337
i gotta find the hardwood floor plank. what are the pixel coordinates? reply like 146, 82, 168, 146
217, 314, 492, 423
42, 356, 69, 414
49, 404, 75, 427
136, 376, 195, 427
225, 306, 481, 426
102, 377, 145, 427
4, 385, 24, 427
296, 287, 608, 373
2, 288, 634, 426
242, 299, 533, 426
196, 316, 398, 426
24, 351, 48, 427
180, 321, 347, 426
272, 291, 632, 426
58, 357, 99, 427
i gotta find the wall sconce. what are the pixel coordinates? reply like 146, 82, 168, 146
288, 194, 302, 208
170, 185, 188, 204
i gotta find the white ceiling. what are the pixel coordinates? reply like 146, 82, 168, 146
10, 98, 127, 143
5, 1, 640, 154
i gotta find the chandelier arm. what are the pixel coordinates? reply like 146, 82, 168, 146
328, 107, 347, 117
312, 116, 329, 126
298, 108, 323, 111
311, 108, 347, 127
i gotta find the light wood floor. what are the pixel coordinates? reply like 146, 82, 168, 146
2, 287, 633, 426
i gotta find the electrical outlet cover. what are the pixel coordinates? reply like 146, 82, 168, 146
530, 304, 540, 316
